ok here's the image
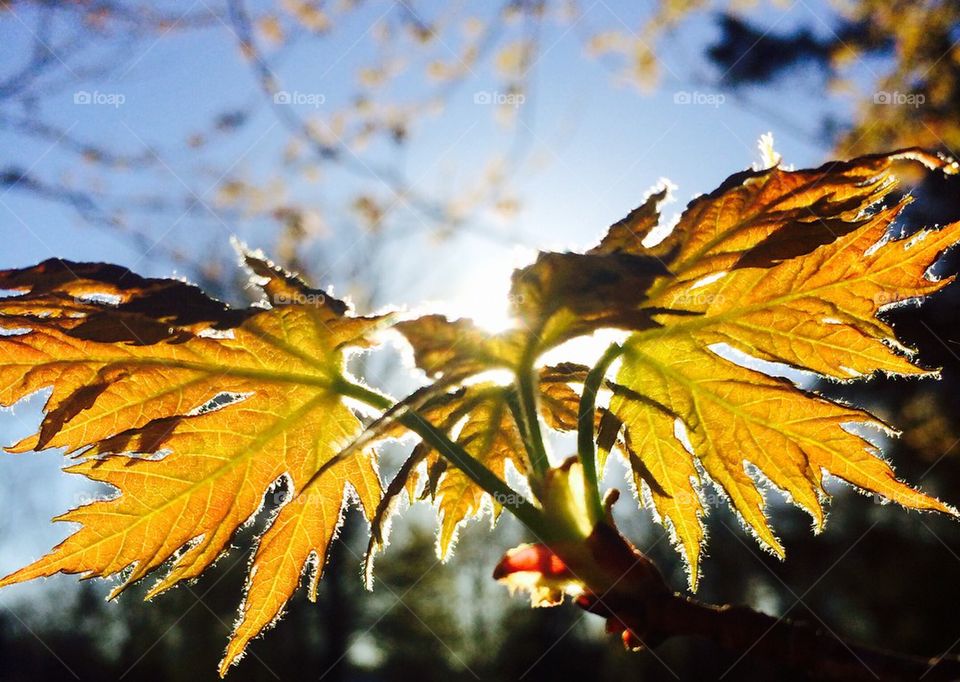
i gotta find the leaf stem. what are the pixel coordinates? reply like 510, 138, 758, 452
578, 342, 624, 519
517, 350, 550, 480
337, 378, 549, 536
504, 388, 536, 471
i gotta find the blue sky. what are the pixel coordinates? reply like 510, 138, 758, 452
0, 1, 853, 278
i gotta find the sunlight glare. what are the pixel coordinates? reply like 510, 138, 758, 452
444, 245, 534, 334
441, 246, 632, 371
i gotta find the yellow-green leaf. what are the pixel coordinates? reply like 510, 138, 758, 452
0, 254, 385, 676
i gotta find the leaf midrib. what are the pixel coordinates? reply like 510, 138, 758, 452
635, 243, 912, 345
6, 356, 333, 388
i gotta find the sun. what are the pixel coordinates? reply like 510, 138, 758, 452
444, 246, 527, 334
442, 246, 626, 371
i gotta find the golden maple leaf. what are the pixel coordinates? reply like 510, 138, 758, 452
587, 150, 960, 587
0, 253, 383, 675
363, 382, 519, 571
366, 321, 588, 568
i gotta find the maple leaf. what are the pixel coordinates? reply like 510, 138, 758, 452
365, 323, 587, 568
575, 149, 960, 587
509, 246, 670, 351
364, 382, 513, 573
0, 253, 384, 675
432, 385, 526, 555
394, 314, 525, 380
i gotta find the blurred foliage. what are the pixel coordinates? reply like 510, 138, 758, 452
5, 0, 960, 272
703, 1, 960, 155
0, 0, 557, 280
